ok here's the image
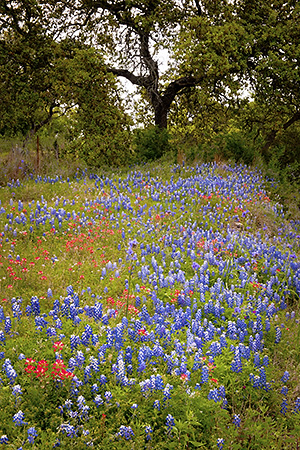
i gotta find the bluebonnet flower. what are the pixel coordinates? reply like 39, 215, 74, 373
163, 383, 173, 402
30, 296, 41, 316
0, 331, 5, 344
0, 306, 5, 323
265, 318, 271, 332
27, 427, 38, 444
166, 414, 175, 434
293, 397, 300, 414
64, 399, 73, 410
281, 386, 288, 396
70, 334, 81, 352
84, 365, 92, 384
60, 423, 77, 437
201, 365, 209, 383
0, 435, 9, 444
75, 350, 85, 367
4, 317, 12, 334
259, 367, 267, 386
254, 353, 260, 367
251, 374, 261, 389
99, 374, 107, 385
2, 359, 17, 384
116, 351, 126, 382
231, 357, 243, 373
104, 391, 112, 404
281, 371, 290, 383
11, 299, 22, 320
68, 357, 77, 369
153, 400, 161, 411
125, 346, 133, 365
217, 438, 224, 449
275, 327, 282, 344
13, 410, 27, 426
93, 395, 103, 407
280, 397, 288, 415
46, 327, 57, 337
262, 355, 269, 366
117, 425, 134, 440
66, 285, 74, 296
12, 384, 22, 396
145, 425, 153, 441
208, 388, 221, 403
218, 385, 226, 399
233, 414, 241, 428
77, 395, 86, 411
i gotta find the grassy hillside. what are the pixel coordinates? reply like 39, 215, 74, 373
0, 159, 299, 449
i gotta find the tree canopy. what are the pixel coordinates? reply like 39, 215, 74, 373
0, 0, 299, 159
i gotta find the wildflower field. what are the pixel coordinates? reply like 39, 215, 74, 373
0, 161, 299, 449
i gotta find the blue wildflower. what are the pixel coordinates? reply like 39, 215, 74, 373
293, 397, 300, 414
104, 391, 112, 404
275, 327, 282, 344
60, 423, 77, 437
153, 400, 161, 411
166, 414, 175, 435
0, 435, 9, 444
201, 365, 209, 383
281, 371, 290, 383
93, 395, 103, 407
280, 397, 288, 415
217, 438, 224, 449
233, 414, 241, 428
13, 410, 27, 426
145, 425, 153, 441
12, 384, 22, 396
118, 425, 134, 440
27, 427, 38, 444
281, 386, 288, 396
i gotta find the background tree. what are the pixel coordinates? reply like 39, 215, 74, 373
62, 0, 247, 130
237, 0, 300, 158
58, 46, 133, 166
1, 0, 300, 163
0, 0, 61, 140
0, 0, 131, 166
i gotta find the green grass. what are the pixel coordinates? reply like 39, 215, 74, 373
0, 157, 299, 449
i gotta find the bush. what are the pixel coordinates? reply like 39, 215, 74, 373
64, 131, 134, 168
133, 127, 172, 162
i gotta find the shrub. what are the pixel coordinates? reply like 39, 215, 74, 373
133, 126, 172, 162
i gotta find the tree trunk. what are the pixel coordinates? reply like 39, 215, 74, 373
154, 104, 168, 129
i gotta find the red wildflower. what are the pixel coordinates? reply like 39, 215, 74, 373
53, 341, 64, 352
138, 328, 147, 336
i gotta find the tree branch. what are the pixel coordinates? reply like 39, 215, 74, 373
162, 75, 201, 109
107, 67, 148, 87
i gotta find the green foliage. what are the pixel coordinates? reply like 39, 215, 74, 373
133, 127, 173, 162
57, 48, 133, 167
0, 28, 59, 137
217, 131, 259, 165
